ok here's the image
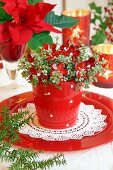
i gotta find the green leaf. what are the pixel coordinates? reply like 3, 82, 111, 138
89, 2, 102, 14
0, 7, 12, 23
100, 21, 107, 29
92, 30, 106, 45
0, 2, 4, 7
95, 15, 103, 22
28, 0, 43, 4
91, 14, 103, 24
28, 32, 53, 50
45, 11, 79, 28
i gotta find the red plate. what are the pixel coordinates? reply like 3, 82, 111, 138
0, 91, 113, 151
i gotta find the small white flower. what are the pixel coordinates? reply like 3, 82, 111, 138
70, 52, 73, 56
64, 47, 67, 51
37, 73, 40, 76
85, 47, 92, 56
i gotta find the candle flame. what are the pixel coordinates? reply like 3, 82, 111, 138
72, 25, 84, 38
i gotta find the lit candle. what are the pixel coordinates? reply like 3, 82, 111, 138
93, 44, 113, 88
62, 9, 91, 46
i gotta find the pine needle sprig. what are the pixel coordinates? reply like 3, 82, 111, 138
0, 106, 66, 170
37, 153, 66, 169
0, 106, 33, 143
8, 152, 66, 170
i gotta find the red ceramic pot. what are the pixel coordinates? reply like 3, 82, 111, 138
32, 81, 82, 129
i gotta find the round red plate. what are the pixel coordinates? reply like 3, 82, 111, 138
0, 91, 113, 151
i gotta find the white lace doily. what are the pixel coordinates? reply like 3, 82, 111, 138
18, 102, 107, 141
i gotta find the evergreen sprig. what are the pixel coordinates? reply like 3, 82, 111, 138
0, 107, 66, 170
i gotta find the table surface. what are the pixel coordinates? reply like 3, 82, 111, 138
0, 61, 113, 170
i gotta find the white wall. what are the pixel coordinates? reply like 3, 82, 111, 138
65, 0, 107, 10
44, 0, 63, 14
44, 0, 107, 13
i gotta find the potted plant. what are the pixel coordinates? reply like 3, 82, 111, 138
19, 40, 106, 129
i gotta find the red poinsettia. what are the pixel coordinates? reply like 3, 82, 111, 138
0, 22, 11, 42
1, 1, 61, 45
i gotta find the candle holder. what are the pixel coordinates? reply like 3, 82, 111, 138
93, 44, 113, 88
62, 9, 91, 46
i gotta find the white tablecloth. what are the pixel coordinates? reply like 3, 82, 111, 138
0, 61, 113, 170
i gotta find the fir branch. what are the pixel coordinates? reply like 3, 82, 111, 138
0, 107, 66, 170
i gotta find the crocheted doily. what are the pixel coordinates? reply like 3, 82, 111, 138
18, 102, 107, 141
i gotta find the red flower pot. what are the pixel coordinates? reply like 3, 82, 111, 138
32, 81, 82, 129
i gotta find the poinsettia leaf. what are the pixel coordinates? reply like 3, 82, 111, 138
0, 2, 4, 7
92, 30, 106, 45
28, 0, 43, 4
0, 7, 12, 23
45, 11, 79, 28
28, 32, 53, 50
89, 2, 102, 14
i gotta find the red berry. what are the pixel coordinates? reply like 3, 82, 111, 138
29, 75, 33, 81
76, 61, 87, 70
60, 45, 65, 50
57, 62, 65, 69
30, 67, 38, 75
69, 45, 75, 52
61, 69, 69, 76
40, 73, 48, 79
76, 71, 81, 78
0, 63, 3, 69
27, 54, 34, 62
50, 44, 56, 51
43, 43, 49, 50
62, 50, 69, 56
50, 71, 55, 76
46, 55, 53, 60
87, 57, 95, 67
52, 51, 58, 57
73, 50, 80, 57
57, 51, 62, 55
